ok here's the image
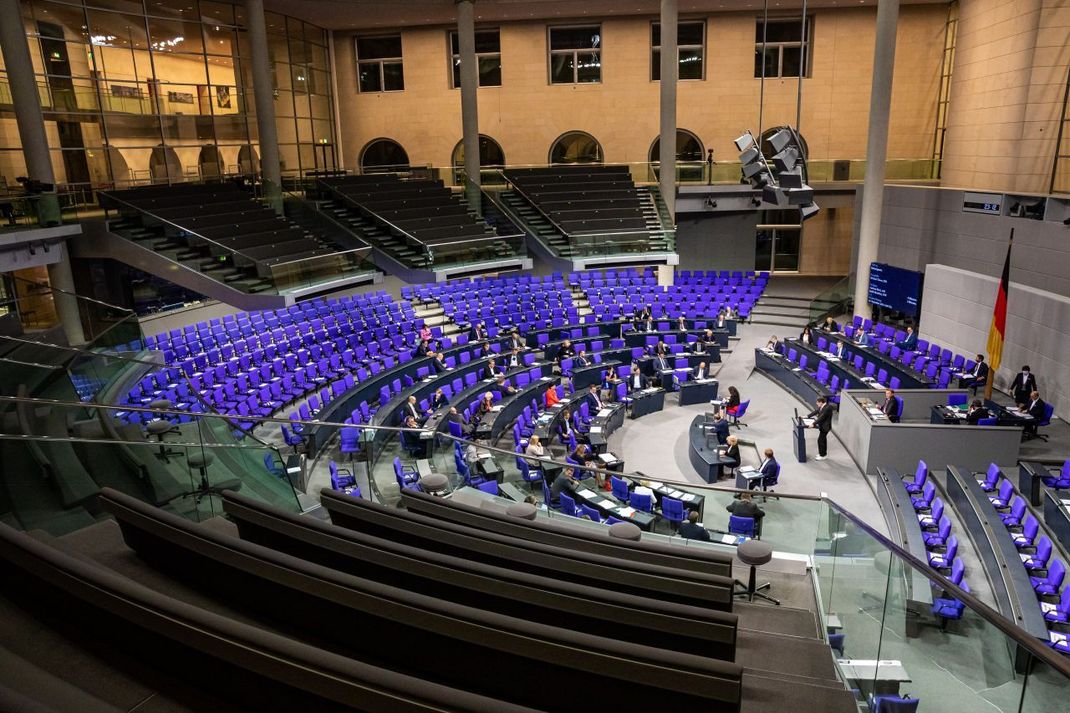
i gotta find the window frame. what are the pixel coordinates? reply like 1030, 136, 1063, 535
448, 28, 502, 89
754, 16, 814, 79
355, 33, 404, 93
547, 24, 602, 85
650, 19, 706, 82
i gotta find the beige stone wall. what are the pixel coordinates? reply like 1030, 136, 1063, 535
941, 0, 1070, 193
333, 6, 947, 173
799, 204, 855, 275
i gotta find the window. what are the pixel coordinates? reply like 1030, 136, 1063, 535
452, 135, 506, 185
360, 138, 409, 172
649, 130, 705, 181
449, 30, 501, 88
754, 17, 813, 78
549, 131, 603, 165
651, 21, 705, 81
548, 26, 601, 84
356, 35, 403, 92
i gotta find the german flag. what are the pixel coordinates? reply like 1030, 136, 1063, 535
986, 229, 1013, 372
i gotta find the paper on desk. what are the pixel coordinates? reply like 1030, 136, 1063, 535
647, 480, 664, 488
598, 453, 616, 463
720, 534, 740, 544
682, 493, 696, 502
491, 405, 503, 412
590, 426, 602, 433
1050, 631, 1068, 643
577, 489, 598, 499
1041, 602, 1057, 613
598, 409, 613, 418
617, 506, 636, 517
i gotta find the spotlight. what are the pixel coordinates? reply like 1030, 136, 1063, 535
784, 186, 815, 205
734, 133, 755, 152
772, 146, 799, 172
762, 185, 786, 207
800, 203, 820, 221
778, 168, 804, 189
768, 129, 793, 154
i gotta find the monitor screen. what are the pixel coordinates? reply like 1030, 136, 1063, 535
868, 262, 923, 316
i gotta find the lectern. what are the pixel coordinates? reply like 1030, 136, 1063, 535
792, 416, 808, 463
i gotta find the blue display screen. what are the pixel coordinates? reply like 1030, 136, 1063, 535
868, 262, 923, 316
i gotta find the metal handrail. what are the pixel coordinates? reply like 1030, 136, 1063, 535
315, 179, 432, 252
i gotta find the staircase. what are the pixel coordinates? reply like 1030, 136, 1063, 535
749, 295, 832, 330
499, 189, 574, 259
638, 186, 675, 253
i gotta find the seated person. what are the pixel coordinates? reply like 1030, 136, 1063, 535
880, 388, 901, 422
651, 352, 671, 372
707, 413, 730, 446
676, 315, 688, 333
418, 324, 433, 342
494, 373, 517, 396
475, 341, 493, 360
654, 340, 669, 357
574, 349, 592, 367
727, 492, 766, 532
693, 361, 710, 381
765, 335, 781, 351
962, 354, 989, 391
896, 325, 918, 350
506, 348, 523, 368
477, 391, 495, 417
549, 466, 578, 508
508, 330, 525, 351
965, 398, 990, 425
430, 388, 449, 410
678, 510, 711, 541
482, 358, 503, 380
557, 339, 575, 362
400, 415, 423, 455
720, 434, 741, 470
570, 443, 598, 484
636, 305, 652, 323
430, 352, 449, 373
414, 339, 432, 357
748, 448, 778, 490
545, 385, 561, 408
693, 334, 709, 354
464, 438, 486, 477
822, 316, 840, 333
402, 395, 427, 424
643, 316, 656, 332
557, 407, 577, 443
627, 360, 649, 391
720, 386, 742, 418
524, 434, 545, 467
447, 406, 472, 436
470, 321, 487, 341
800, 325, 814, 346
1022, 390, 1047, 436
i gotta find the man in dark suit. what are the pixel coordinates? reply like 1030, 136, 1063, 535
508, 330, 525, 351
506, 348, 522, 368
549, 466, 578, 508
880, 388, 901, 422
402, 395, 425, 425
557, 339, 575, 362
654, 340, 669, 356
1011, 366, 1038, 406
896, 326, 918, 351
575, 349, 592, 367
447, 406, 473, 436
822, 316, 840, 333
678, 511, 711, 541
708, 413, 730, 445
963, 354, 989, 393
628, 361, 647, 391
586, 384, 604, 412
693, 361, 709, 380
652, 353, 670, 373
471, 321, 486, 341
807, 396, 835, 460
1024, 390, 1046, 437
430, 352, 449, 373
727, 492, 766, 530
749, 449, 778, 490
965, 399, 990, 425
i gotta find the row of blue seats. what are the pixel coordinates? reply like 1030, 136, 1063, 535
901, 461, 970, 624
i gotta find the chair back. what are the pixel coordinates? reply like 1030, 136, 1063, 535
611, 476, 630, 501
977, 417, 997, 426
728, 515, 755, 537
914, 460, 928, 487
580, 504, 602, 522
1039, 403, 1055, 427
559, 492, 579, 517
629, 492, 652, 512
871, 695, 920, 713
477, 480, 499, 496
661, 496, 685, 522
734, 400, 750, 419
948, 393, 968, 406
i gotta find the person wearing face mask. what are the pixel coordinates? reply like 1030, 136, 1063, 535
1010, 365, 1037, 407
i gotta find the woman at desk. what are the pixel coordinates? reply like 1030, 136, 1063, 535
720, 386, 741, 418
765, 335, 781, 351
800, 324, 814, 346
720, 435, 741, 478
431, 388, 448, 410
477, 391, 495, 417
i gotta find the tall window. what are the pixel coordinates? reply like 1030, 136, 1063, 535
356, 35, 404, 92
548, 26, 601, 84
651, 21, 705, 81
449, 30, 502, 88
754, 17, 813, 78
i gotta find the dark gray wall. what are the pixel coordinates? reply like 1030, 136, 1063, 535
870, 186, 1070, 298
675, 211, 758, 271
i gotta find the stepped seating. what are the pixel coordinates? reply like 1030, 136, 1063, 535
99, 183, 339, 294
318, 175, 522, 269
502, 166, 673, 257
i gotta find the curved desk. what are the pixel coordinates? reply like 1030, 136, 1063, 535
687, 415, 737, 484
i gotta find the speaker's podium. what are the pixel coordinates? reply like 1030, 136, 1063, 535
793, 414, 812, 463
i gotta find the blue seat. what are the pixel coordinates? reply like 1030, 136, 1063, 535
477, 480, 499, 496
927, 535, 958, 570
947, 393, 968, 406
580, 504, 602, 522
869, 695, 919, 713
629, 492, 652, 512
611, 475, 630, 502
559, 492, 579, 517
1031, 559, 1065, 596
393, 456, 419, 490
1041, 460, 1070, 488
728, 515, 755, 537
661, 497, 685, 529
903, 460, 927, 494
828, 633, 845, 657
263, 452, 286, 478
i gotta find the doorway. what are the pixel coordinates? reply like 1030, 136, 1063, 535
755, 209, 801, 272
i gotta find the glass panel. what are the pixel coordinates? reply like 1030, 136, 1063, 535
679, 47, 703, 80
87, 11, 149, 51
308, 44, 328, 71
357, 63, 381, 93
288, 36, 309, 65
474, 30, 501, 53
357, 35, 402, 60
549, 26, 600, 51
296, 118, 312, 142
312, 119, 332, 143
304, 22, 326, 47
761, 19, 805, 43
576, 52, 600, 83
782, 46, 802, 77
199, 1, 234, 26
478, 56, 501, 86
651, 49, 661, 81
550, 53, 574, 83
382, 61, 404, 91
151, 52, 208, 85
773, 229, 800, 271
89, 0, 148, 14
292, 65, 309, 94
264, 12, 286, 35
31, 1, 91, 43
213, 114, 248, 142
754, 47, 777, 78
267, 33, 289, 64
309, 93, 331, 120
310, 69, 330, 96
203, 23, 236, 56
146, 16, 205, 55
678, 21, 705, 46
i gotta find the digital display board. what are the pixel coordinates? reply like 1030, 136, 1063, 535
868, 262, 923, 316
962, 191, 1002, 215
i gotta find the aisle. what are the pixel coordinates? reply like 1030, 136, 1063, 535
611, 308, 888, 533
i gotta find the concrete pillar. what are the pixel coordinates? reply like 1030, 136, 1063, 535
46, 243, 86, 346
0, 0, 60, 225
456, 0, 481, 214
658, 0, 678, 221
246, 0, 283, 213
852, 0, 900, 321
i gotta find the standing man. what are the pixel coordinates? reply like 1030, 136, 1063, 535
1010, 365, 1037, 406
807, 396, 835, 460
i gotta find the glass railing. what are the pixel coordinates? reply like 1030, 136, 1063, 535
345, 422, 1070, 708
808, 274, 853, 324
0, 396, 301, 536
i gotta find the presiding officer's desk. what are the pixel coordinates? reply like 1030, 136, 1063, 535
930, 401, 1031, 428
945, 464, 1049, 670
874, 468, 934, 623
688, 414, 739, 483
836, 390, 1023, 475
